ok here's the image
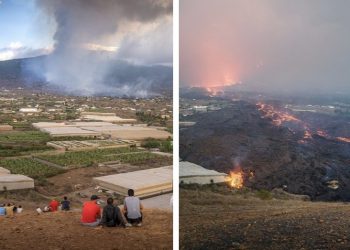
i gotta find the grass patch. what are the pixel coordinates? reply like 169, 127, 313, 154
141, 138, 173, 153
0, 131, 50, 143
256, 189, 273, 200
0, 131, 55, 156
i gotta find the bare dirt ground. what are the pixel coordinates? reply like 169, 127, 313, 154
180, 188, 350, 250
0, 209, 172, 250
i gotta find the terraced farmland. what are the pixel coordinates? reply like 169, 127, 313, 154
0, 158, 65, 179
36, 147, 151, 168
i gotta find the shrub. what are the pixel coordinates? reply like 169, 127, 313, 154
256, 189, 272, 200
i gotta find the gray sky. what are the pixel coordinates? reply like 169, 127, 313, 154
180, 0, 350, 94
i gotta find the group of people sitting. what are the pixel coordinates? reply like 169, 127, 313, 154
0, 203, 23, 217
36, 196, 70, 213
81, 189, 143, 228
2, 189, 142, 228
34, 188, 142, 228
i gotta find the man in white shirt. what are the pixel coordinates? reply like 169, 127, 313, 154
123, 189, 143, 226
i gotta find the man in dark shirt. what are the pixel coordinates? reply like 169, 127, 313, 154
101, 198, 130, 227
61, 196, 70, 211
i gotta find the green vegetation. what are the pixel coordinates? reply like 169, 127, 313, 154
0, 131, 50, 143
256, 189, 273, 200
36, 147, 156, 168
0, 145, 52, 157
141, 138, 173, 152
0, 131, 54, 157
0, 131, 97, 157
0, 158, 65, 179
136, 111, 168, 126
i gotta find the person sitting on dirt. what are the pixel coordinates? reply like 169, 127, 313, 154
124, 189, 143, 226
61, 196, 70, 211
48, 199, 60, 212
16, 205, 23, 214
101, 197, 130, 227
81, 195, 101, 227
5, 203, 14, 217
0, 204, 6, 216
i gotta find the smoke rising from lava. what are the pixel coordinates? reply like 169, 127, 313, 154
34, 0, 172, 96
180, 0, 350, 94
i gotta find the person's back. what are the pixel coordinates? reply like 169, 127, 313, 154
101, 198, 127, 227
61, 197, 70, 211
124, 196, 141, 219
17, 205, 23, 214
102, 203, 116, 227
5, 204, 14, 217
81, 195, 101, 227
49, 199, 59, 212
124, 189, 143, 226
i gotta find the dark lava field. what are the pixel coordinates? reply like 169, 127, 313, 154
180, 101, 350, 201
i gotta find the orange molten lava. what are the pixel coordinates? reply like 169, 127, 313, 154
317, 130, 328, 138
303, 130, 312, 139
256, 102, 300, 126
228, 171, 244, 189
337, 137, 350, 143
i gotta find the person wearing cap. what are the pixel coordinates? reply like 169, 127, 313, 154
81, 195, 101, 227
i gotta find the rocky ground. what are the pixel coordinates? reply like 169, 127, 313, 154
180, 101, 350, 201
0, 209, 172, 250
180, 187, 350, 250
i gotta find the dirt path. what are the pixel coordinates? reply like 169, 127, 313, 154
0, 209, 172, 250
180, 189, 350, 250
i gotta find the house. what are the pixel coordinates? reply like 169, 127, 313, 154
180, 161, 228, 184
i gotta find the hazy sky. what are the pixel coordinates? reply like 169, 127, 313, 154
180, 0, 350, 94
0, 0, 54, 60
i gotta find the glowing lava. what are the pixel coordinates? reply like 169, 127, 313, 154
227, 170, 244, 189
316, 130, 329, 138
256, 102, 300, 126
337, 137, 350, 143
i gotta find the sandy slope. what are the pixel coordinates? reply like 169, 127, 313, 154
0, 209, 172, 250
180, 188, 350, 250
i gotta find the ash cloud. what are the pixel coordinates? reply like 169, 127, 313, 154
33, 0, 172, 96
180, 0, 350, 95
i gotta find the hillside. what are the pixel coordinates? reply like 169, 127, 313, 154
180, 187, 350, 250
0, 209, 172, 250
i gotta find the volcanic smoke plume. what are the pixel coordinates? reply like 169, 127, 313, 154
180, 0, 350, 95
35, 0, 172, 96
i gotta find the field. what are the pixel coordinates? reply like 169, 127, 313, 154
36, 147, 170, 168
141, 138, 173, 152
0, 158, 65, 179
180, 187, 350, 250
0, 131, 53, 157
0, 131, 50, 143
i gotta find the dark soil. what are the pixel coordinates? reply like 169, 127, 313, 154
180, 188, 350, 250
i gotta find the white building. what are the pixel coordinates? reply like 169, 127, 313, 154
19, 108, 40, 113
193, 106, 208, 112
180, 161, 228, 184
